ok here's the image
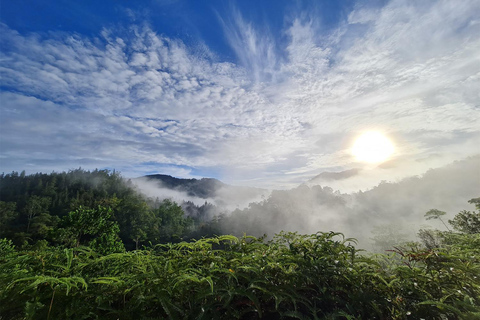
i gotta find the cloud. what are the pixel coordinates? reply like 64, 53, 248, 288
131, 175, 268, 213
217, 7, 279, 83
131, 177, 213, 207
1, 0, 479, 190
220, 156, 480, 250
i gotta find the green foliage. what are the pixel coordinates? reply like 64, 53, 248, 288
448, 199, 480, 234
382, 240, 480, 319
0, 201, 17, 231
0, 238, 16, 257
420, 198, 480, 249
1, 231, 478, 319
417, 228, 442, 249
0, 169, 198, 249
449, 210, 480, 234
23, 195, 51, 234
57, 206, 125, 254
468, 197, 480, 210
1, 172, 478, 319
155, 199, 194, 242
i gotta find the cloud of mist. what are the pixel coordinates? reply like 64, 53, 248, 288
219, 156, 480, 250
132, 177, 214, 207
131, 176, 269, 213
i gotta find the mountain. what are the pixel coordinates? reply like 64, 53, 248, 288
138, 174, 267, 210
142, 174, 225, 199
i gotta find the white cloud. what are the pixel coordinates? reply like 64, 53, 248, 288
1, 0, 479, 190
217, 7, 279, 83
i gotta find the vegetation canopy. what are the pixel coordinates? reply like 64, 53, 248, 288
0, 170, 479, 319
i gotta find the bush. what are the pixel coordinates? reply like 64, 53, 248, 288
1, 232, 478, 319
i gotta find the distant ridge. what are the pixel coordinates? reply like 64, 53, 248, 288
309, 168, 360, 183
141, 174, 266, 201
142, 174, 225, 199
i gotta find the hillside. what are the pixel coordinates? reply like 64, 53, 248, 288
137, 174, 267, 210
141, 174, 226, 199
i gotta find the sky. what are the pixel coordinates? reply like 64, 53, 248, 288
1, 0, 479, 190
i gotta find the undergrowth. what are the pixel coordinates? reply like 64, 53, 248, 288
1, 232, 479, 319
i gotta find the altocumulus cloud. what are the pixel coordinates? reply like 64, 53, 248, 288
0, 0, 479, 189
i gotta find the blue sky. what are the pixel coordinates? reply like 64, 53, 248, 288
1, 0, 479, 190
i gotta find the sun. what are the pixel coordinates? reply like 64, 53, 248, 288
352, 131, 394, 163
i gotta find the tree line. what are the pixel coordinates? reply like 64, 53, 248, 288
0, 169, 221, 251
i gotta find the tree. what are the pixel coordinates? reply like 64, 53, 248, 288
23, 196, 51, 234
29, 213, 60, 240
129, 206, 156, 250
417, 228, 442, 249
113, 195, 153, 250
58, 206, 124, 254
448, 198, 480, 234
420, 198, 480, 249
154, 199, 193, 242
468, 197, 480, 210
424, 209, 450, 231
0, 201, 17, 237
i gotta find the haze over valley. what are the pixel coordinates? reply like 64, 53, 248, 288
132, 156, 479, 249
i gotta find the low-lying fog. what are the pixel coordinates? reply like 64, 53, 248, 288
133, 156, 479, 250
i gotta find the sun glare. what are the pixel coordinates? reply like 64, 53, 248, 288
352, 131, 394, 163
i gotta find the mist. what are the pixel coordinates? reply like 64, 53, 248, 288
131, 176, 269, 213
218, 156, 479, 250
128, 156, 478, 250
132, 177, 216, 207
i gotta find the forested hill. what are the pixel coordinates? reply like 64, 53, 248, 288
0, 169, 221, 251
142, 174, 226, 199
141, 174, 266, 201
